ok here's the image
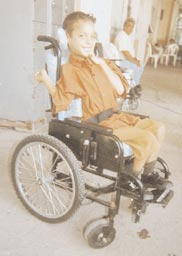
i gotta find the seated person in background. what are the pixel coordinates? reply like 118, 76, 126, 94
114, 18, 144, 88
168, 38, 177, 46
35, 11, 172, 190
166, 38, 179, 54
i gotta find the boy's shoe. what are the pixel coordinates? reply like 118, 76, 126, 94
128, 85, 142, 99
134, 84, 142, 96
128, 88, 136, 98
141, 172, 173, 190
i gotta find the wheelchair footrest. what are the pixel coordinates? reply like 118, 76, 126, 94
155, 189, 174, 206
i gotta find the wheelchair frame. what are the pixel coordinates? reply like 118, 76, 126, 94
10, 35, 173, 249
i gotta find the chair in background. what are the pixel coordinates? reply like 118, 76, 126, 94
146, 42, 162, 68
160, 43, 179, 66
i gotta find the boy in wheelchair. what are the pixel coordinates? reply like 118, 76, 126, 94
35, 11, 173, 193
9, 11, 174, 248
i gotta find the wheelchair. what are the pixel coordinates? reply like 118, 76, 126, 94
10, 35, 173, 249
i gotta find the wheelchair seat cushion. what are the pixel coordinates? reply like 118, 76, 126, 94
122, 142, 133, 157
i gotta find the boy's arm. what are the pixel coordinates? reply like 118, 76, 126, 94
35, 69, 76, 113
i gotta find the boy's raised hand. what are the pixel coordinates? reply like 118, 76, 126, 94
35, 69, 55, 96
35, 69, 49, 84
89, 55, 105, 65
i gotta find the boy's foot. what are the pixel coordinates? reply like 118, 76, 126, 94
141, 172, 173, 190
134, 84, 142, 96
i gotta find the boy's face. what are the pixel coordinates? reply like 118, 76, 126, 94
124, 22, 134, 35
67, 20, 97, 57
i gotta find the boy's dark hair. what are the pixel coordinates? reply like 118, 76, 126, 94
63, 11, 96, 35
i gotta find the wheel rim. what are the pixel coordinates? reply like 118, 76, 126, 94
14, 141, 76, 219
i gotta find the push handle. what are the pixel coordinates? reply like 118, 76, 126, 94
37, 35, 58, 45
37, 35, 62, 81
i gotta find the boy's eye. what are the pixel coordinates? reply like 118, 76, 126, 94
79, 34, 96, 40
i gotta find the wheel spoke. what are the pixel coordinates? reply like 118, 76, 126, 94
48, 154, 61, 174
54, 180, 73, 192
28, 146, 39, 180
40, 184, 60, 214
46, 183, 68, 211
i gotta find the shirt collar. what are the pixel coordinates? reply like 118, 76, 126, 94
69, 54, 94, 68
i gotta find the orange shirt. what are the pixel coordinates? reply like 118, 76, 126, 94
52, 55, 139, 126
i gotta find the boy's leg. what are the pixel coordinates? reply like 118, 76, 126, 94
113, 123, 173, 189
135, 119, 173, 189
113, 126, 160, 175
135, 118, 166, 161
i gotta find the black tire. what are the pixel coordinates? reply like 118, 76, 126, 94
83, 218, 116, 248
11, 134, 85, 223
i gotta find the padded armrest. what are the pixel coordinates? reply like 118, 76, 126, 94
64, 117, 113, 135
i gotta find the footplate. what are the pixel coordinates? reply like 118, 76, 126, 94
155, 189, 174, 207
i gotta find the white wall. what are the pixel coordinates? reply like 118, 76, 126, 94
110, 0, 129, 41
135, 0, 153, 61
0, 0, 46, 121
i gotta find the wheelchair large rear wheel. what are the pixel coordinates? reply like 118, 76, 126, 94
11, 134, 85, 223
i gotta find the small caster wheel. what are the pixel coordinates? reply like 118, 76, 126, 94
83, 218, 116, 248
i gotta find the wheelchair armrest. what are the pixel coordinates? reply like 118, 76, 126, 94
64, 117, 113, 135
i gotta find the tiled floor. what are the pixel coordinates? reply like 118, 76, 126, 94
0, 63, 182, 256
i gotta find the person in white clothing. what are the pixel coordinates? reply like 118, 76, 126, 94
115, 18, 144, 86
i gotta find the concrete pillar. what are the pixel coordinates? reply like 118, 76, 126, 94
0, 0, 47, 122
